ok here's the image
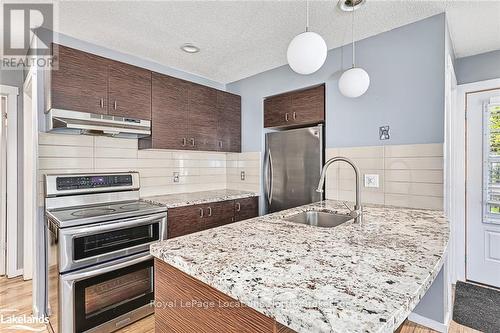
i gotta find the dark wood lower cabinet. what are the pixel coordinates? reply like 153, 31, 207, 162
234, 197, 259, 222
166, 197, 259, 239
154, 259, 295, 333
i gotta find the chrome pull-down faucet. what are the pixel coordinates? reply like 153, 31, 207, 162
316, 156, 362, 223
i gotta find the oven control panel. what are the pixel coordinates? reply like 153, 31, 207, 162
56, 175, 133, 190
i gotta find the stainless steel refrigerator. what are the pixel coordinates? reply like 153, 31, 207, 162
264, 124, 324, 213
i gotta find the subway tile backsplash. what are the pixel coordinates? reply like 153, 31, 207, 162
37, 133, 260, 206
326, 143, 444, 210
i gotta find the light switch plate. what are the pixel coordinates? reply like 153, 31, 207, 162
240, 171, 246, 181
364, 174, 379, 188
173, 172, 180, 183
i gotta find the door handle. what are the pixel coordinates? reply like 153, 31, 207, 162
235, 202, 241, 212
113, 100, 117, 110
207, 207, 212, 217
182, 138, 186, 146
219, 141, 223, 148
99, 98, 104, 109
199, 208, 204, 218
285, 113, 289, 122
266, 150, 273, 205
293, 112, 297, 120
190, 138, 195, 147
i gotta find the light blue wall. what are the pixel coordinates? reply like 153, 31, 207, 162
227, 14, 446, 151
456, 50, 500, 84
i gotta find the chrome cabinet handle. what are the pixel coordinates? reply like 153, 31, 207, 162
285, 113, 289, 122
199, 208, 204, 218
113, 100, 117, 110
190, 138, 195, 147
235, 202, 241, 212
182, 138, 186, 146
99, 98, 104, 108
293, 112, 297, 120
207, 207, 212, 217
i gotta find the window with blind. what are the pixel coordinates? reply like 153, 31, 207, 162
484, 99, 500, 224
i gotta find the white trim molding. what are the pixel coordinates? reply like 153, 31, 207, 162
408, 312, 450, 333
0, 84, 20, 278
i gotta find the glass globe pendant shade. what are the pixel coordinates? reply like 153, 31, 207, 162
287, 31, 327, 75
338, 67, 370, 98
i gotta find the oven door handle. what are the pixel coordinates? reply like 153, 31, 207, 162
60, 212, 167, 237
61, 253, 153, 282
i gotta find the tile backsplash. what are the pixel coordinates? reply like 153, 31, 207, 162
38, 133, 260, 205
325, 143, 444, 210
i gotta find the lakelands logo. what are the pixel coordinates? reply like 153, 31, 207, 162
2, 3, 55, 69
0, 309, 48, 331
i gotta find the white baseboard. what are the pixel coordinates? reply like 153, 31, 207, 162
7, 268, 23, 278
408, 312, 450, 333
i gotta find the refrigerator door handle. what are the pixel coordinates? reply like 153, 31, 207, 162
266, 150, 273, 205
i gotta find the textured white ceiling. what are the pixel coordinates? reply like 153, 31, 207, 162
51, 0, 500, 83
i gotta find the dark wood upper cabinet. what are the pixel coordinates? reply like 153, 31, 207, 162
187, 84, 218, 151
140, 73, 189, 150
264, 94, 291, 128
264, 84, 324, 129
108, 62, 152, 120
48, 44, 242, 152
290, 85, 324, 126
217, 91, 241, 152
50, 44, 109, 114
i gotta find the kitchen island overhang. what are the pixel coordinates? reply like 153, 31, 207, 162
151, 200, 449, 333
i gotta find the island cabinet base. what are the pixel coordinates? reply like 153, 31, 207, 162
154, 259, 294, 333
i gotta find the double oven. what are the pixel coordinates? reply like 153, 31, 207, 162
45, 172, 167, 333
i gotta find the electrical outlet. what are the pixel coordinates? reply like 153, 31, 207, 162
240, 171, 246, 181
173, 172, 180, 183
364, 174, 379, 188
379, 126, 390, 140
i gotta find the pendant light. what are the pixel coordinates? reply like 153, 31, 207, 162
287, 1, 327, 75
338, 3, 370, 98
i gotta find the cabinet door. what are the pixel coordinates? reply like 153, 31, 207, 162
167, 204, 204, 239
290, 85, 324, 126
202, 201, 234, 230
188, 84, 217, 151
150, 73, 189, 150
50, 44, 108, 114
108, 62, 152, 120
234, 197, 259, 222
216, 91, 241, 152
264, 94, 292, 128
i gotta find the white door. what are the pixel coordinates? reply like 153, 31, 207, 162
466, 88, 500, 288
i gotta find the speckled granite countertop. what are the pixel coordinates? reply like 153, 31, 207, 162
150, 200, 449, 333
142, 189, 258, 208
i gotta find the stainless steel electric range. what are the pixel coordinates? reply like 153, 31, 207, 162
44, 172, 167, 333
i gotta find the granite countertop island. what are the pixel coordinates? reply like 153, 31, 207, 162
143, 189, 258, 208
150, 200, 449, 333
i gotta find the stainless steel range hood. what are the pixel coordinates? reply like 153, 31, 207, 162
46, 109, 151, 138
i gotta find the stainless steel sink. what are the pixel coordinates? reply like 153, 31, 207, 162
284, 210, 353, 228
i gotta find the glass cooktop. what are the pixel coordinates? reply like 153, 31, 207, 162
47, 200, 167, 228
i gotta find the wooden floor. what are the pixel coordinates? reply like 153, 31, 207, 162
0, 276, 480, 333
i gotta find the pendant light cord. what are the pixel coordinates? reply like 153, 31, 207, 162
306, 0, 309, 32
351, 4, 355, 68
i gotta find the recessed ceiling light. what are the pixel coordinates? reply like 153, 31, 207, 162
338, 0, 366, 12
181, 43, 200, 54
